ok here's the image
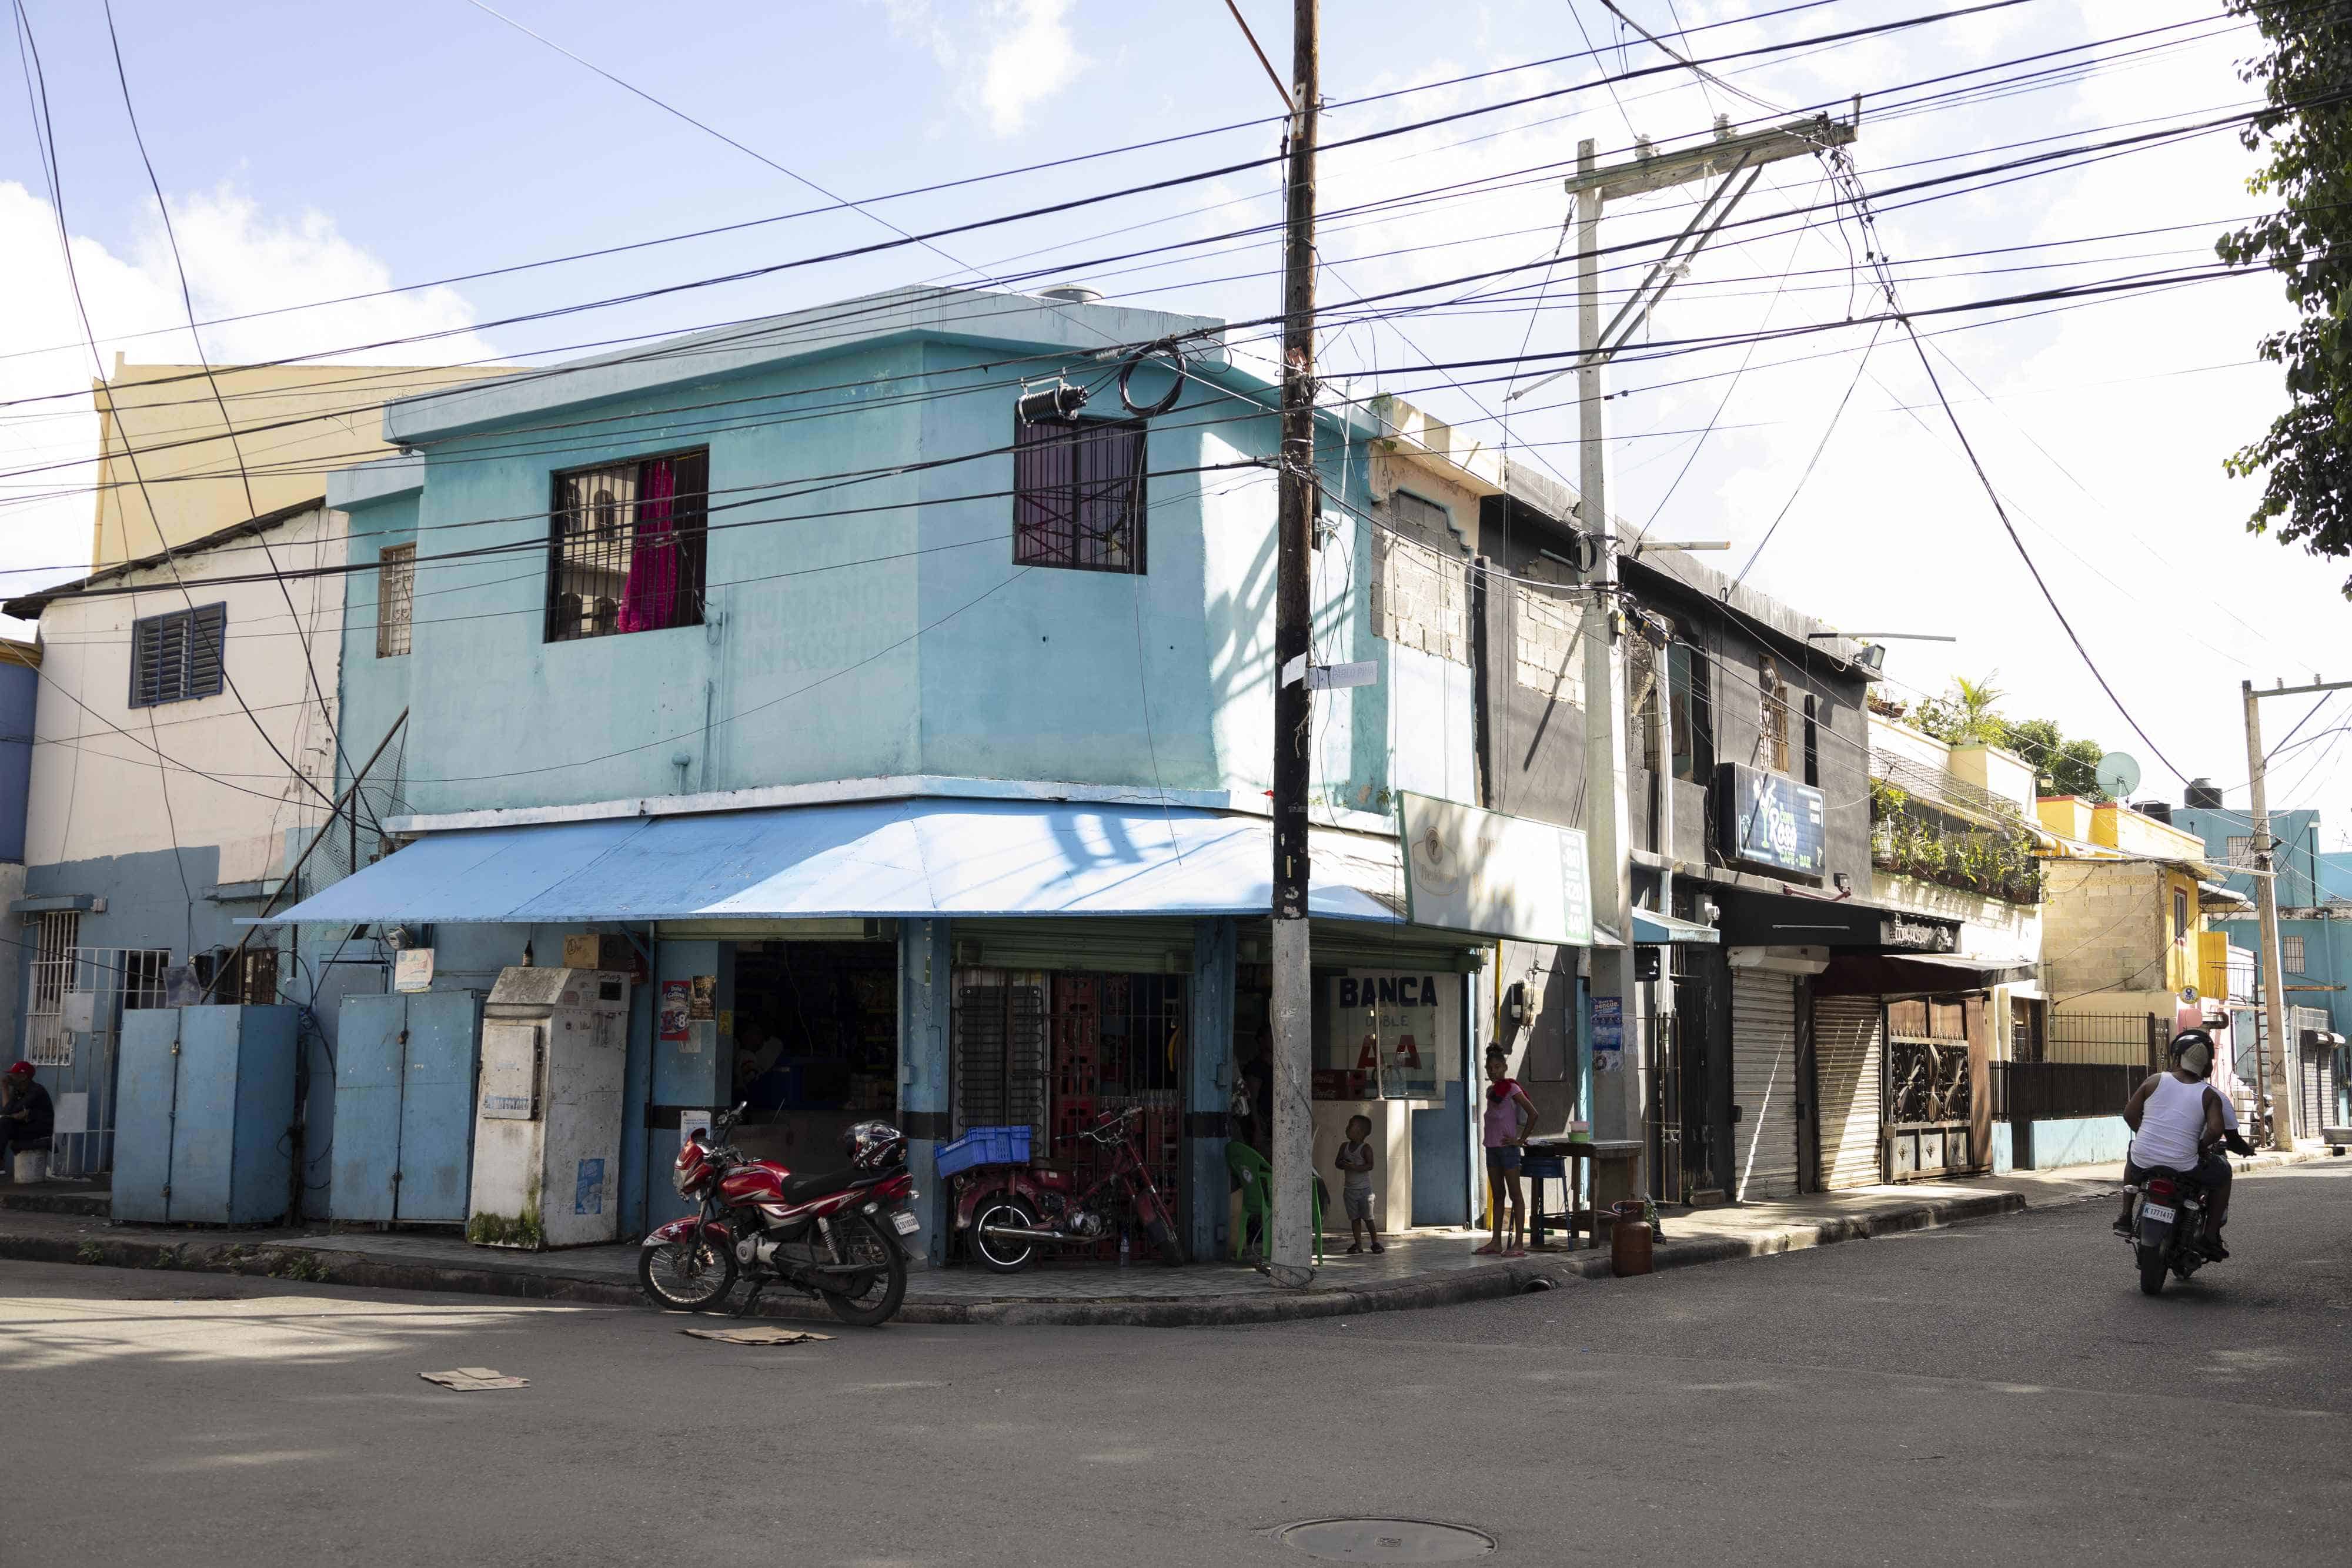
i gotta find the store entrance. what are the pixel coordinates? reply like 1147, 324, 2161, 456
728, 941, 897, 1168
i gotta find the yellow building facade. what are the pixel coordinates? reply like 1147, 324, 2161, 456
89, 357, 513, 567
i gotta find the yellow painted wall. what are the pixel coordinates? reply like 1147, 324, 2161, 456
89, 358, 515, 567
2090, 801, 2207, 862
2037, 795, 2095, 840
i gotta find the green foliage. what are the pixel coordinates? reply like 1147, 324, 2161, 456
75, 1239, 103, 1265
466, 1206, 544, 1249
1870, 777, 2044, 904
2216, 3, 2352, 592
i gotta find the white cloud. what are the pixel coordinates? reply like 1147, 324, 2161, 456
0, 181, 494, 621
880, 0, 1087, 136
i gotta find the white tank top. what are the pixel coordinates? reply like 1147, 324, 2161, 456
2131, 1074, 2211, 1171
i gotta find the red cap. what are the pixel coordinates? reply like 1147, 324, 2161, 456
5, 1061, 33, 1078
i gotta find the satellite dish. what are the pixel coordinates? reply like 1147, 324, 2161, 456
2095, 751, 2141, 800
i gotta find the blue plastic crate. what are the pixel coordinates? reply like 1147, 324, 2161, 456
935, 1125, 1032, 1178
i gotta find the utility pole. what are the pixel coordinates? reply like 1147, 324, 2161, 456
1267, 0, 1319, 1290
2240, 675, 2352, 1148
1520, 116, 1853, 1193
1574, 138, 1641, 1171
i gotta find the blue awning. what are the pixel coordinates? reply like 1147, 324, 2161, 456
1632, 908, 1719, 945
260, 799, 1418, 927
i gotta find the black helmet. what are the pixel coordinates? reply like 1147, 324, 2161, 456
843, 1119, 905, 1169
2170, 1028, 2216, 1076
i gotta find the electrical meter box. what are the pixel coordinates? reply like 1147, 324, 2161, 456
467, 967, 630, 1249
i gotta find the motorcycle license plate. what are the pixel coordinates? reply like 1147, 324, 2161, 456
2140, 1203, 2176, 1223
890, 1210, 920, 1236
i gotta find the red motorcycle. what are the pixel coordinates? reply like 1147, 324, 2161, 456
639, 1104, 920, 1326
954, 1106, 1187, 1273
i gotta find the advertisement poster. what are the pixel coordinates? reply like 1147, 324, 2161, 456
689, 975, 716, 1021
393, 947, 435, 994
659, 980, 691, 1044
679, 1108, 713, 1154
1589, 995, 1624, 1074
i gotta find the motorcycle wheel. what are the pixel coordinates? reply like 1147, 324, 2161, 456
639, 1231, 737, 1311
2136, 1243, 2167, 1297
970, 1195, 1041, 1273
1146, 1212, 1186, 1268
821, 1211, 908, 1328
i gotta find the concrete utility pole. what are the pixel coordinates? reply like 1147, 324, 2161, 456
1268, 0, 1319, 1289
1524, 116, 1853, 1190
2240, 675, 2352, 1149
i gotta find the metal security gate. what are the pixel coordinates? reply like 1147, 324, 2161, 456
21, 921, 172, 1176
332, 990, 486, 1223
951, 969, 1048, 1145
1730, 969, 1801, 1202
2301, 1035, 2338, 1142
1885, 1031, 1972, 1179
1811, 997, 1885, 1190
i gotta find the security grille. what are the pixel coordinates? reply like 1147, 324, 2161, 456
129, 603, 226, 707
22, 941, 171, 1175
1013, 416, 1146, 572
376, 543, 416, 657
951, 970, 1049, 1142
26, 911, 79, 1066
547, 449, 709, 641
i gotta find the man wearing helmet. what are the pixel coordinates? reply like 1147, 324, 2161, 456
2113, 1029, 2234, 1259
0, 1061, 54, 1176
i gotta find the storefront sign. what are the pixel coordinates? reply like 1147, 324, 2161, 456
1323, 970, 1458, 1102
659, 981, 691, 1044
394, 947, 435, 993
1716, 762, 1827, 876
1399, 793, 1593, 945
1589, 995, 1624, 1074
1879, 914, 1958, 953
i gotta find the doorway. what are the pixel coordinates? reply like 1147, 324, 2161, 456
727, 941, 898, 1167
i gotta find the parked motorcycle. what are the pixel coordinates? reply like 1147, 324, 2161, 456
639, 1104, 920, 1326
954, 1105, 1186, 1273
2123, 1165, 2213, 1296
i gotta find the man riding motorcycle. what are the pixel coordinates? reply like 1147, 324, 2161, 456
2113, 1029, 2233, 1259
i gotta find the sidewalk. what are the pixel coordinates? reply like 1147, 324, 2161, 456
1, 1149, 2328, 1327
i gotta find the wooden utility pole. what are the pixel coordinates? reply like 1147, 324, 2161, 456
1268, 0, 1319, 1289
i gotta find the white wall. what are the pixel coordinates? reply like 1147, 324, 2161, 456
25, 505, 346, 875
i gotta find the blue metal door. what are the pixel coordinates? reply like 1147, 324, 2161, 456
396, 991, 481, 1222
169, 1008, 243, 1222
112, 1009, 181, 1223
332, 995, 407, 1223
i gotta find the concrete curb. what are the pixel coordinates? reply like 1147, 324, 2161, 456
0, 1182, 2048, 1328
0, 1190, 111, 1218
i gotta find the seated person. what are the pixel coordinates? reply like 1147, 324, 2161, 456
2114, 1030, 2232, 1258
1, 1061, 55, 1175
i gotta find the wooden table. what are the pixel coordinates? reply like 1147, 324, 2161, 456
1519, 1138, 1643, 1251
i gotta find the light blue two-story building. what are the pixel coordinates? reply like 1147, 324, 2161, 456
280, 286, 1504, 1254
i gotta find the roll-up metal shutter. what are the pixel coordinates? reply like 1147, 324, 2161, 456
1811, 997, 1884, 1191
1730, 969, 1802, 1202
2301, 1042, 2335, 1142
950, 918, 1195, 975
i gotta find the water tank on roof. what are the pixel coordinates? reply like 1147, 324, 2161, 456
2134, 799, 2174, 824
2185, 777, 2223, 809
1035, 283, 1103, 305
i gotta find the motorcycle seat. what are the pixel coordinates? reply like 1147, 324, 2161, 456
778, 1165, 886, 1205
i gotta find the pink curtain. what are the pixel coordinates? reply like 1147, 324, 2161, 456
617, 460, 677, 632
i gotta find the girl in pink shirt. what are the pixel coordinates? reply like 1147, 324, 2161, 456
1478, 1044, 1538, 1258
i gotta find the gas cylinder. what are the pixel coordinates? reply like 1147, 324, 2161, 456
1609, 1200, 1653, 1278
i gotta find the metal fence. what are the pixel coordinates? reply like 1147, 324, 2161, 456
1993, 1012, 2163, 1123
23, 942, 173, 1175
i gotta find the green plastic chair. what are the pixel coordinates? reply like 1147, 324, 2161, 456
1225, 1141, 1324, 1265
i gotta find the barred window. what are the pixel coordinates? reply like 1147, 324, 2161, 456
2225, 834, 2254, 866
1758, 657, 1792, 774
2283, 935, 2306, 974
129, 603, 226, 707
1013, 416, 1146, 573
547, 449, 709, 641
376, 543, 416, 658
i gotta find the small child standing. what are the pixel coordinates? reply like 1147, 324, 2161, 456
1336, 1114, 1382, 1254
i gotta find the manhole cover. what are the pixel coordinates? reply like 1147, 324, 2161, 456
1278, 1519, 1496, 1562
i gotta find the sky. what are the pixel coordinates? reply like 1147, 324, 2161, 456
1, 0, 2343, 841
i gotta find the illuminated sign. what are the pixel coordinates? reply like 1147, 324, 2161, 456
1716, 762, 1827, 877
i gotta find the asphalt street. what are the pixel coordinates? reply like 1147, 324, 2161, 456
5, 1162, 2346, 1567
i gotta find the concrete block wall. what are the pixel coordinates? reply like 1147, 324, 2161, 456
2040, 860, 2165, 999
